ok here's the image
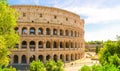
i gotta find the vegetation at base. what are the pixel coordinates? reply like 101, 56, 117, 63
80, 36, 120, 71
30, 60, 45, 71
0, 66, 16, 71
30, 60, 64, 71
79, 64, 119, 71
99, 36, 120, 67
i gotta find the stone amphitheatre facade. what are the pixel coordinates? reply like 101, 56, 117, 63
10, 5, 85, 69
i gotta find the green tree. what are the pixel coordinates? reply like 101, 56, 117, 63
0, 0, 19, 66
99, 36, 120, 67
30, 60, 45, 71
79, 65, 91, 71
46, 60, 56, 71
46, 60, 64, 71
55, 60, 64, 71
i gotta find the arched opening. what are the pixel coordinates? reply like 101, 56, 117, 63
30, 27, 35, 35
60, 29, 63, 36
71, 54, 74, 61
71, 42, 73, 48
22, 41, 27, 48
75, 54, 77, 60
38, 28, 43, 35
53, 54, 57, 62
66, 42, 69, 48
38, 55, 43, 62
46, 28, 50, 35
15, 27, 19, 34
60, 54, 64, 61
53, 29, 57, 35
46, 55, 51, 61
22, 27, 27, 35
65, 30, 69, 36
38, 41, 43, 48
66, 54, 69, 61
30, 41, 35, 51
74, 31, 77, 37
60, 42, 63, 48
15, 44, 19, 48
30, 55, 35, 63
53, 41, 57, 48
14, 55, 18, 63
75, 42, 77, 48
21, 55, 26, 63
46, 41, 50, 48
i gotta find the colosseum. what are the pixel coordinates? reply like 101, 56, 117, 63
9, 5, 85, 70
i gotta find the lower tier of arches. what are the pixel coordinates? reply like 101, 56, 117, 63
10, 51, 85, 64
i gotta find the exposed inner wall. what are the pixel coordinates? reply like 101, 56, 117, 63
11, 5, 84, 29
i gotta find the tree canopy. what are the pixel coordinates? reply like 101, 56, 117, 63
0, 0, 19, 66
99, 36, 120, 67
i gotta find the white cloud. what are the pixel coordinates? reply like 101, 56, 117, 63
62, 6, 120, 24
85, 24, 120, 41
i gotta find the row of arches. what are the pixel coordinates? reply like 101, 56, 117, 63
15, 27, 81, 37
15, 40, 83, 49
12, 53, 84, 64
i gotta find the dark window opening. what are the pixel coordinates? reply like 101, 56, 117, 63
23, 13, 26, 17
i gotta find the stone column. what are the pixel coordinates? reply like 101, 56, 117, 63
51, 40, 53, 50
43, 41, 46, 51
27, 41, 30, 51
19, 27, 22, 35
18, 55, 21, 64
35, 40, 38, 52
58, 41, 60, 50
43, 27, 46, 35
36, 27, 38, 36
10, 55, 13, 64
51, 28, 53, 36
27, 27, 30, 35
43, 54, 46, 63
35, 55, 38, 61
27, 55, 29, 64
19, 41, 21, 50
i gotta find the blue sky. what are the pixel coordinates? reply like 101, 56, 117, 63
8, 0, 120, 41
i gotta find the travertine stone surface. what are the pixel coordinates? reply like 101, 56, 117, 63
10, 5, 85, 64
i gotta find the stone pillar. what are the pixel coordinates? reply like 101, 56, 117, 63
43, 41, 46, 50
43, 27, 46, 35
58, 41, 60, 50
51, 28, 53, 35
19, 27, 22, 35
27, 55, 29, 64
43, 54, 46, 63
35, 55, 38, 61
51, 40, 53, 50
18, 55, 21, 64
27, 41, 30, 51
27, 27, 30, 35
36, 40, 38, 52
63, 41, 66, 50
19, 41, 21, 50
10, 55, 13, 64
36, 27, 38, 36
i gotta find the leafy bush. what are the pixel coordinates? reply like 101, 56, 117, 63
79, 65, 91, 71
30, 60, 45, 71
46, 60, 64, 71
0, 66, 16, 71
79, 64, 119, 71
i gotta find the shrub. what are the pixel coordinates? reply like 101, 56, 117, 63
79, 65, 91, 71
30, 60, 45, 71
